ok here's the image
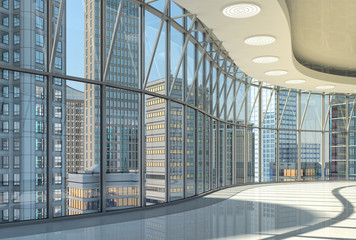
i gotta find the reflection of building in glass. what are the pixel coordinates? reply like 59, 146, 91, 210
0, 0, 66, 221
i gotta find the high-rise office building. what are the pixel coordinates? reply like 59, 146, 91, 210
65, 86, 85, 174
145, 78, 167, 204
145, 78, 187, 204
80, 0, 140, 211
84, 0, 139, 172
0, 0, 66, 221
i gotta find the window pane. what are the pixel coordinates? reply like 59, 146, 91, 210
59, 80, 101, 217
145, 11, 166, 90
262, 129, 277, 182
279, 131, 298, 182
226, 124, 233, 186
212, 119, 217, 188
106, 1, 139, 89
145, 93, 167, 205
66, 0, 100, 80
170, 27, 183, 101
301, 132, 322, 181
169, 102, 184, 201
186, 107, 195, 197
219, 122, 225, 186
301, 94, 322, 130
197, 112, 204, 194
105, 87, 140, 211
247, 128, 255, 183
205, 116, 211, 191
279, 90, 297, 130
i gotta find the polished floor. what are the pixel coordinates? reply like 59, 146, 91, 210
1, 181, 356, 240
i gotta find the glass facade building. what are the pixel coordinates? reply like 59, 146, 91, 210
0, 0, 354, 226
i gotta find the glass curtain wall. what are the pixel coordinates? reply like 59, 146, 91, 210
0, 0, 354, 225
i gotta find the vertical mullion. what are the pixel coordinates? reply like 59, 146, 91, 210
165, 3, 170, 203
209, 63, 213, 189
216, 120, 220, 187
194, 39, 198, 196
321, 94, 325, 181
224, 83, 227, 186
183, 106, 187, 197
276, 87, 280, 182
139, 3, 145, 207
139, 93, 145, 206
216, 72, 220, 187
100, 0, 107, 213
224, 124, 227, 186
258, 86, 262, 183
244, 82, 248, 184
232, 124, 236, 185
297, 90, 301, 181
232, 79, 236, 185
202, 38, 206, 192
182, 11, 187, 197
165, 101, 170, 202
346, 96, 349, 180
209, 116, 213, 189
47, 0, 54, 220
203, 114, 206, 191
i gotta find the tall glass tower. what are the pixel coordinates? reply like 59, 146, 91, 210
0, 0, 66, 221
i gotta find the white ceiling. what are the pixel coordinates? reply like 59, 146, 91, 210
286, 0, 356, 71
174, 0, 356, 93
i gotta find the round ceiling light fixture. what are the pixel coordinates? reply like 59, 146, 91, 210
285, 79, 306, 84
253, 56, 279, 64
265, 70, 288, 76
245, 35, 276, 46
315, 85, 335, 90
222, 3, 261, 18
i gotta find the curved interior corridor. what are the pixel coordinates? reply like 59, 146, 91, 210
1, 181, 355, 240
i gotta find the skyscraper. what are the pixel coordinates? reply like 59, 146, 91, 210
84, 0, 139, 172
66, 86, 85, 174
145, 78, 186, 204
81, 0, 140, 210
0, 0, 66, 221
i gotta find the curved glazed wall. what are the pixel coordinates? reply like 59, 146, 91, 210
0, 0, 353, 225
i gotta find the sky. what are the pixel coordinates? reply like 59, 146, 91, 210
66, 0, 85, 91
66, 0, 85, 78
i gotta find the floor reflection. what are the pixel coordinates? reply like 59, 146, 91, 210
142, 199, 314, 240
2, 182, 356, 240
3, 199, 315, 240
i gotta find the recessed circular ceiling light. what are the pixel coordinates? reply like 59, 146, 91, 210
315, 85, 335, 90
285, 79, 306, 84
253, 56, 279, 64
265, 70, 288, 76
245, 35, 276, 46
222, 3, 261, 18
